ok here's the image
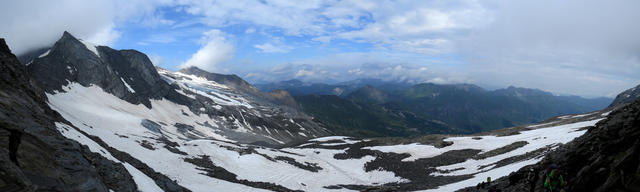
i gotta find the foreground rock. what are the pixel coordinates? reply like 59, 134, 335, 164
0, 38, 137, 191
609, 84, 640, 107
462, 98, 640, 192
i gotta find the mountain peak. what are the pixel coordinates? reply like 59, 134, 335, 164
62, 31, 74, 38
59, 31, 82, 44
0, 38, 9, 53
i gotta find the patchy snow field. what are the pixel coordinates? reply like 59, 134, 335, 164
48, 82, 605, 191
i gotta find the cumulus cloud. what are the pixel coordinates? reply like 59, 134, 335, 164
180, 29, 235, 72
240, 51, 468, 84
0, 0, 172, 55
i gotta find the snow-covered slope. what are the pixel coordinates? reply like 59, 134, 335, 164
27, 32, 329, 147
49, 81, 607, 191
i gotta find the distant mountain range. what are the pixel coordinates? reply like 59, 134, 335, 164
254, 78, 412, 97
260, 79, 613, 137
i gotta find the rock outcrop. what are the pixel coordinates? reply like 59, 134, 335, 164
609, 84, 640, 108
462, 97, 640, 192
27, 31, 192, 108
0, 38, 137, 191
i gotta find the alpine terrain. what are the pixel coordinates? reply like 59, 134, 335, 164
1, 31, 638, 192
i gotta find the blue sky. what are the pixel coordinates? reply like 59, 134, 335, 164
2, 0, 640, 97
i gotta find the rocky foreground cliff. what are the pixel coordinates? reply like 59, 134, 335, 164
0, 38, 140, 191
461, 98, 640, 191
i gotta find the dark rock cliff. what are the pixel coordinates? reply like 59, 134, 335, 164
26, 31, 193, 108
0, 38, 137, 191
461, 97, 640, 192
609, 84, 640, 108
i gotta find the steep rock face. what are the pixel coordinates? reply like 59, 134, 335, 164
609, 84, 640, 107
468, 98, 640, 192
26, 32, 328, 146
27, 31, 191, 108
0, 38, 137, 191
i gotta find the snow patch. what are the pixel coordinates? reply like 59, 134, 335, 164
55, 122, 164, 191
121, 77, 135, 93
365, 119, 600, 162
39, 49, 50, 58
80, 40, 100, 57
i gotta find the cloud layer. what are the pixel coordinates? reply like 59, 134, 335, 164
0, 0, 173, 55
2, 0, 639, 97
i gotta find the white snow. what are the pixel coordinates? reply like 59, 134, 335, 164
120, 77, 135, 93
527, 121, 558, 128
55, 122, 164, 192
364, 118, 602, 191
49, 85, 271, 192
365, 119, 600, 163
80, 40, 100, 57
571, 111, 597, 118
309, 136, 353, 142
417, 157, 542, 192
39, 49, 50, 58
46, 79, 607, 192
157, 69, 254, 109
123, 163, 165, 192
48, 83, 403, 191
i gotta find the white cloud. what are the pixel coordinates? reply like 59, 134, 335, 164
240, 51, 469, 84
245, 28, 256, 34
196, 0, 640, 96
4, 0, 639, 96
148, 54, 164, 66
84, 24, 122, 46
0, 0, 173, 55
180, 29, 235, 72
254, 43, 293, 53
174, 0, 488, 55
457, 0, 640, 97
176, 0, 328, 36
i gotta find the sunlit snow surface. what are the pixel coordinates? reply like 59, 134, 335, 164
49, 82, 605, 191
158, 68, 254, 109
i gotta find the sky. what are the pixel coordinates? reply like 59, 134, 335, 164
1, 0, 639, 98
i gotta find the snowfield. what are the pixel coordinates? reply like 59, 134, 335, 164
48, 82, 606, 191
